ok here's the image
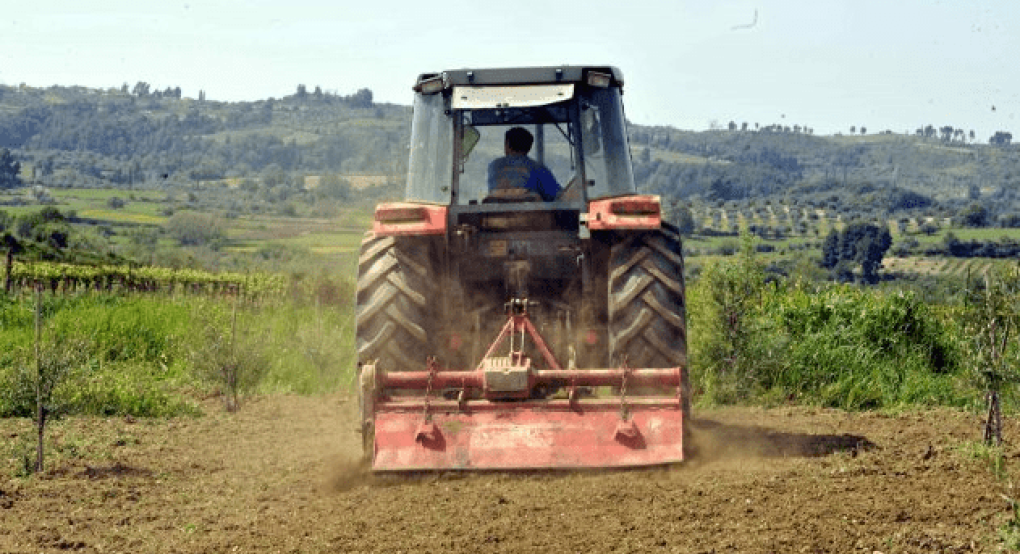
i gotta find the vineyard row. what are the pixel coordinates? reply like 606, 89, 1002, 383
2, 258, 287, 299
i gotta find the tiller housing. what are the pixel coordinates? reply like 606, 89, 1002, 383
360, 302, 686, 471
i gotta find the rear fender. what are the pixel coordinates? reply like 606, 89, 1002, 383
585, 195, 661, 231
372, 202, 448, 237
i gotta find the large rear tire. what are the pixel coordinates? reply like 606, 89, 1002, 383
608, 224, 690, 417
356, 234, 436, 373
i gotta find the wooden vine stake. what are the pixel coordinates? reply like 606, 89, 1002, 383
34, 284, 44, 472
985, 390, 1003, 447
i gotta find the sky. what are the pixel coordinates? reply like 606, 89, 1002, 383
3, 0, 1019, 141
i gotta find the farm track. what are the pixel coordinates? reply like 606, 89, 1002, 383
1, 395, 1017, 553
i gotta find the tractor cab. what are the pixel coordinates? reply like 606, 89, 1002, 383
404, 66, 637, 208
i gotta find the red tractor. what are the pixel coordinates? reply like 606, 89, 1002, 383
356, 66, 688, 471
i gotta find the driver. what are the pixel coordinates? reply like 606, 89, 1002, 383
487, 127, 561, 201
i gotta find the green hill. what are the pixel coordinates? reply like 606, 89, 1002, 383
1, 82, 1019, 225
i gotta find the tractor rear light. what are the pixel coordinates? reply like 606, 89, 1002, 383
587, 71, 612, 88
586, 196, 662, 231
376, 206, 428, 223
372, 203, 447, 236
610, 200, 660, 216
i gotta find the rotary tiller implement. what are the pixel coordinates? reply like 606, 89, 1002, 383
358, 306, 686, 471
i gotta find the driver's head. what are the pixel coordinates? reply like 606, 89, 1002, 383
504, 127, 534, 155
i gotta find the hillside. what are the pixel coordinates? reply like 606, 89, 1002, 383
2, 82, 1019, 230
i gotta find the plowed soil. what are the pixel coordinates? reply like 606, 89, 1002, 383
2, 395, 1018, 553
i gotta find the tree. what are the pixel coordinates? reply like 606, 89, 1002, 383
965, 268, 1020, 445
0, 148, 22, 189
850, 126, 856, 134
819, 223, 892, 284
349, 88, 373, 108
316, 174, 351, 201
15, 207, 70, 249
728, 121, 737, 132
1000, 214, 1020, 228
821, 230, 840, 269
889, 189, 932, 211
860, 127, 866, 135
638, 146, 651, 163
132, 81, 150, 97
673, 204, 696, 235
960, 203, 989, 227
967, 184, 981, 201
990, 131, 1013, 146
164, 212, 226, 247
188, 299, 268, 412
13, 291, 89, 472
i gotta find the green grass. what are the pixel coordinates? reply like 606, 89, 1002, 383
688, 250, 974, 411
0, 288, 357, 418
0, 294, 199, 417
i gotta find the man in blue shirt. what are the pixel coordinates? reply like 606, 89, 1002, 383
487, 127, 561, 201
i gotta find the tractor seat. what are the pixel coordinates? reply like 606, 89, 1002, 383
483, 187, 543, 204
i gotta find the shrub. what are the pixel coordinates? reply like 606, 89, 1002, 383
187, 299, 269, 412
688, 239, 967, 410
164, 212, 226, 247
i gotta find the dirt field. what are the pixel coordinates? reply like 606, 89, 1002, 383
2, 395, 1018, 553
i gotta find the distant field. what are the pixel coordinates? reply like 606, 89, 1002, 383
0, 188, 173, 224
78, 209, 165, 224
883, 256, 1014, 278
910, 227, 1020, 247
2, 186, 374, 266
219, 210, 370, 262
943, 228, 1020, 241
50, 189, 165, 202
649, 148, 727, 165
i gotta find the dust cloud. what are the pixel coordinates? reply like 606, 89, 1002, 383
324, 455, 373, 492
685, 417, 873, 465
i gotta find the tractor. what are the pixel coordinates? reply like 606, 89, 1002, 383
356, 66, 688, 470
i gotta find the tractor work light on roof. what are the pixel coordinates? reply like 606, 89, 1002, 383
419, 76, 444, 94
587, 71, 612, 88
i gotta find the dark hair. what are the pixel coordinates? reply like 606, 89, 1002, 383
505, 127, 534, 154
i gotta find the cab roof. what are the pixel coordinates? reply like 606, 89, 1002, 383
413, 65, 624, 92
